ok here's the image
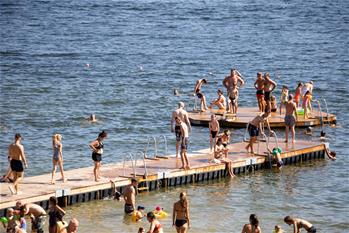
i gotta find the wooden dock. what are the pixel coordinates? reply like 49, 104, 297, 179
188, 107, 337, 128
0, 139, 328, 215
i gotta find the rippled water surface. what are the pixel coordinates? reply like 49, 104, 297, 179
1, 0, 348, 232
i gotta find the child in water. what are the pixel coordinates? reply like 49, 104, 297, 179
273, 225, 285, 233
133, 206, 146, 222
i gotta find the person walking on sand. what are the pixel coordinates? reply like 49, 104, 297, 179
209, 114, 220, 153
241, 214, 262, 233
245, 113, 272, 155
284, 94, 298, 143
171, 102, 191, 158
173, 192, 190, 233
254, 72, 265, 112
89, 130, 107, 182
8, 133, 28, 195
222, 69, 244, 112
263, 73, 277, 113
194, 78, 208, 111
51, 134, 67, 184
124, 178, 138, 215
176, 117, 190, 169
284, 216, 316, 233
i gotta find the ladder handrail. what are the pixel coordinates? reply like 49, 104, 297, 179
268, 131, 279, 149
123, 152, 135, 177
134, 150, 148, 177
243, 123, 250, 142
314, 99, 323, 126
323, 99, 329, 118
144, 136, 157, 159
257, 132, 268, 154
157, 135, 168, 156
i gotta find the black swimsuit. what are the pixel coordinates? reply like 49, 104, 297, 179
175, 219, 187, 227
10, 159, 24, 172
92, 141, 104, 162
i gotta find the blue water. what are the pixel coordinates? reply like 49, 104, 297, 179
1, 0, 348, 232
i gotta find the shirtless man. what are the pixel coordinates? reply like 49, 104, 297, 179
171, 102, 191, 158
254, 72, 265, 112
284, 216, 316, 233
222, 69, 244, 112
263, 73, 277, 113
61, 218, 79, 233
123, 178, 138, 215
194, 79, 208, 111
176, 117, 190, 169
210, 90, 226, 110
22, 203, 47, 233
8, 133, 28, 195
245, 112, 272, 154
284, 94, 298, 143
209, 114, 220, 152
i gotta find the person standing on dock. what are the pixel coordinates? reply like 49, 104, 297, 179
209, 114, 220, 153
8, 133, 28, 195
222, 69, 244, 112
194, 78, 208, 111
263, 73, 277, 113
51, 134, 67, 184
284, 94, 298, 143
245, 112, 272, 155
254, 72, 265, 112
173, 192, 190, 233
171, 102, 191, 158
294, 82, 303, 108
124, 178, 138, 215
284, 216, 316, 233
89, 130, 107, 182
176, 117, 191, 169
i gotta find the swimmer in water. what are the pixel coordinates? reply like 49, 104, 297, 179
89, 114, 97, 122
241, 214, 262, 233
146, 212, 163, 233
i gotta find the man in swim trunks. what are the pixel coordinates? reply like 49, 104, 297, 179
123, 178, 138, 215
22, 203, 47, 233
8, 133, 27, 195
254, 72, 265, 112
222, 69, 244, 112
194, 78, 208, 111
245, 112, 272, 154
284, 216, 317, 233
209, 114, 220, 153
210, 89, 226, 110
263, 73, 277, 113
176, 117, 190, 169
171, 102, 191, 158
284, 94, 298, 143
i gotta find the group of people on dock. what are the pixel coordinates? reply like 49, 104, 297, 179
2, 198, 78, 233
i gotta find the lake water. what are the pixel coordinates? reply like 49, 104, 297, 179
1, 0, 348, 232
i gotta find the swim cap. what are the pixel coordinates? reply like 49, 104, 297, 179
155, 206, 161, 211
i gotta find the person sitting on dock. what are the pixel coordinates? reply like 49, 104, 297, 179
218, 130, 231, 149
245, 112, 272, 155
254, 72, 265, 112
8, 133, 28, 195
222, 69, 244, 112
146, 212, 163, 233
194, 78, 208, 111
89, 130, 108, 182
21, 203, 47, 233
241, 214, 262, 233
209, 89, 226, 110
209, 114, 220, 153
171, 102, 191, 158
284, 216, 316, 233
279, 86, 289, 115
263, 73, 277, 114
284, 94, 298, 143
213, 139, 235, 177
124, 178, 138, 215
176, 117, 191, 169
270, 95, 278, 112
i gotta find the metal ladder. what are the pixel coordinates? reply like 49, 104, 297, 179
144, 136, 158, 160
156, 135, 169, 159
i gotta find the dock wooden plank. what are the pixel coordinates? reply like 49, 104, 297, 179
0, 140, 326, 211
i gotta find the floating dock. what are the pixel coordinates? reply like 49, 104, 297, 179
0, 139, 328, 215
188, 107, 337, 128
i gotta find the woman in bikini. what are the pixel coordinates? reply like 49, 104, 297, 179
241, 214, 262, 233
146, 212, 163, 233
173, 192, 190, 233
89, 130, 107, 182
51, 134, 66, 184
